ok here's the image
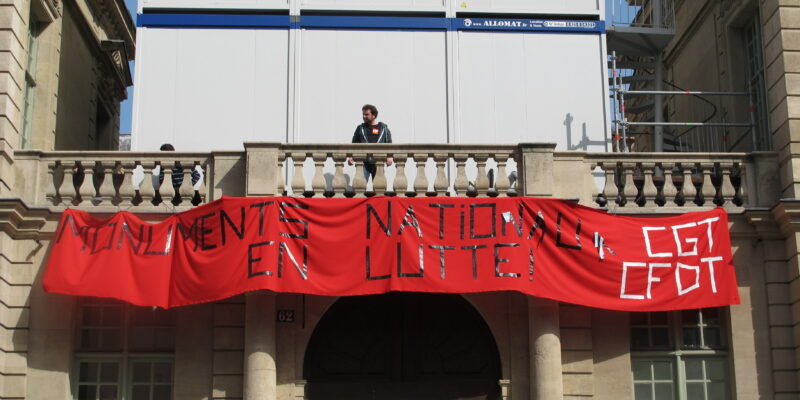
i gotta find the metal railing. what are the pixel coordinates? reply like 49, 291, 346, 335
609, 52, 762, 152
607, 0, 675, 29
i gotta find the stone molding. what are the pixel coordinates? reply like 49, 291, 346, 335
0, 198, 52, 239
770, 199, 800, 238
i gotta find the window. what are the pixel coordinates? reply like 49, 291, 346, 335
73, 298, 175, 400
21, 15, 40, 149
742, 11, 770, 151
631, 308, 729, 400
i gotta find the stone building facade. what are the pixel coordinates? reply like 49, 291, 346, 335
0, 1, 799, 400
0, 0, 134, 398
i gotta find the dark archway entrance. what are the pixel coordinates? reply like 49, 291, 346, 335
303, 292, 502, 400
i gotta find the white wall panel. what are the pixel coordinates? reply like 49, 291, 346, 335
456, 32, 608, 150
457, 0, 599, 14
141, 0, 289, 11
132, 28, 289, 151
297, 29, 447, 144
299, 0, 445, 12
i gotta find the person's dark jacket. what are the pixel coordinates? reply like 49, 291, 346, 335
352, 122, 392, 144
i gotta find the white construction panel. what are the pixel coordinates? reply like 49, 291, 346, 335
457, 0, 600, 15
456, 32, 608, 151
297, 29, 447, 144
299, 0, 445, 12
141, 0, 289, 11
132, 28, 289, 151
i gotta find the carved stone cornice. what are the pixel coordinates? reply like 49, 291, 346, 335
85, 0, 135, 48
0, 199, 56, 239
770, 200, 800, 238
741, 208, 782, 240
32, 0, 61, 22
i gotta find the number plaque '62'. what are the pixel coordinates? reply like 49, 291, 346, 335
277, 310, 295, 323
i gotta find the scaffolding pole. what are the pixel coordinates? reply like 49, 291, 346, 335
654, 53, 664, 152
620, 90, 749, 96
617, 121, 753, 127
612, 51, 621, 152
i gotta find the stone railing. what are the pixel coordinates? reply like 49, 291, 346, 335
12, 144, 779, 213
574, 151, 780, 212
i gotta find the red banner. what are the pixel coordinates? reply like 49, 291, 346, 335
43, 197, 739, 311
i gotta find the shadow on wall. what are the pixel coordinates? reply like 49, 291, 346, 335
565, 113, 609, 151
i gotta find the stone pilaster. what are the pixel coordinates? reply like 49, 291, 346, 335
0, 0, 27, 195
771, 200, 800, 398
244, 142, 282, 197
517, 143, 556, 198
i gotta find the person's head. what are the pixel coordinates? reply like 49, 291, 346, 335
160, 143, 175, 151
362, 104, 378, 125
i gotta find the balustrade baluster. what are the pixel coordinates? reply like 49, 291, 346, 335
117, 162, 135, 206
679, 164, 696, 207
162, 163, 178, 204
310, 153, 326, 197
330, 153, 346, 198
77, 162, 95, 206
175, 162, 192, 205
137, 163, 155, 205
508, 154, 519, 196
452, 153, 469, 196
432, 153, 449, 196
46, 162, 60, 205
191, 163, 206, 205
486, 153, 510, 197
351, 153, 367, 197
733, 163, 745, 206
719, 162, 735, 206
493, 155, 511, 197
371, 153, 388, 196
61, 162, 79, 205
412, 154, 428, 197
600, 162, 618, 207
621, 162, 637, 206
153, 162, 167, 205
641, 162, 657, 207
389, 153, 406, 197
97, 161, 115, 206
660, 163, 678, 207
290, 153, 305, 197
700, 163, 715, 206
474, 153, 490, 197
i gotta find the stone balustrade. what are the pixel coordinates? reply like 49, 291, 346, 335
12, 145, 779, 213
578, 151, 780, 211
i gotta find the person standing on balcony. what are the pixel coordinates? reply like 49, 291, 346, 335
348, 104, 393, 180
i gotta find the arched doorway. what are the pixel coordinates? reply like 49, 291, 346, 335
303, 292, 502, 400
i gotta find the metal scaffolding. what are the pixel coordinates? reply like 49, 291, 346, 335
610, 52, 757, 152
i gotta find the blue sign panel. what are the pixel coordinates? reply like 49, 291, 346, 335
137, 13, 291, 28
138, 14, 604, 34
453, 18, 604, 33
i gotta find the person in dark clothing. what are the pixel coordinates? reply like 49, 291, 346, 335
348, 104, 393, 179
159, 143, 197, 192
158, 143, 184, 188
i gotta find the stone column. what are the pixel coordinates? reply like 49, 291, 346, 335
244, 291, 277, 400
528, 297, 562, 400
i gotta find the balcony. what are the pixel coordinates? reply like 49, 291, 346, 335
606, 0, 676, 55
9, 144, 779, 220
